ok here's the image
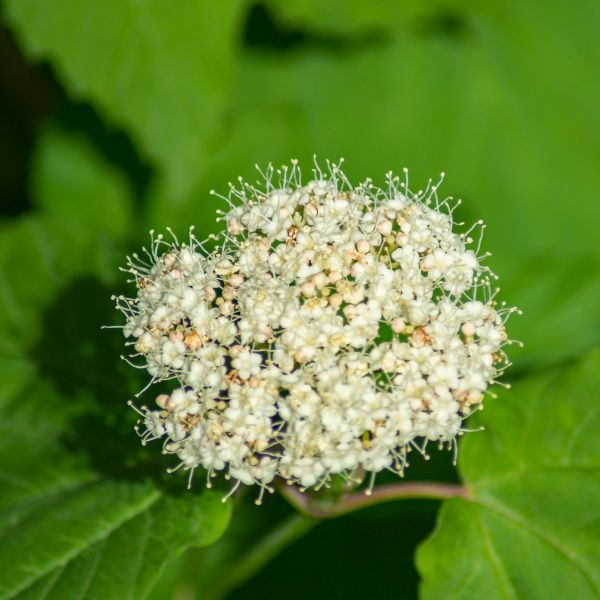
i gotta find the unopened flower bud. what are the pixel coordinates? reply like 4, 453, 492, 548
377, 219, 393, 236
356, 239, 370, 254
301, 282, 316, 298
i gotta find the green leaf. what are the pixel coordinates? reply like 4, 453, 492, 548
31, 128, 131, 240
9, 492, 230, 600
0, 350, 35, 409
0, 480, 159, 599
0, 127, 132, 347
4, 0, 245, 197
263, 0, 420, 36
416, 350, 600, 599
0, 125, 135, 541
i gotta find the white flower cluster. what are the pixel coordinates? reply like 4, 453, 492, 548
114, 161, 518, 502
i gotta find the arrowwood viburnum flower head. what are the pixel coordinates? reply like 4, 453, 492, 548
113, 159, 519, 504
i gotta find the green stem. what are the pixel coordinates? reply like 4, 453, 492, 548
206, 513, 318, 600
278, 480, 469, 519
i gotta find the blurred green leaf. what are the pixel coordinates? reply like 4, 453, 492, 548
4, 0, 245, 197
31, 128, 131, 240
0, 126, 132, 421
0, 128, 132, 348
156, 0, 600, 368
263, 0, 418, 36
417, 349, 600, 598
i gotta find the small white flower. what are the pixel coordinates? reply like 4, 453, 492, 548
232, 350, 262, 380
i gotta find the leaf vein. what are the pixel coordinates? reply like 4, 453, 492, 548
473, 497, 600, 595
474, 507, 518, 600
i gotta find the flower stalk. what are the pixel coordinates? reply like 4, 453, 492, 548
277, 479, 469, 519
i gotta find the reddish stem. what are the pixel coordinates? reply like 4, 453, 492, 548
278, 480, 469, 519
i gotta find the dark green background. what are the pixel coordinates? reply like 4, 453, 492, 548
1, 1, 599, 598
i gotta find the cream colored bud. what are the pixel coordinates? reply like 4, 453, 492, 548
328, 271, 342, 284
329, 293, 343, 309
169, 330, 184, 342
461, 322, 476, 337
377, 219, 393, 236
391, 318, 406, 334
228, 218, 242, 235
301, 282, 316, 298
229, 274, 244, 287
220, 300, 234, 315
222, 285, 236, 300
163, 252, 177, 268
294, 348, 306, 362
343, 287, 364, 305
215, 261, 234, 275
395, 233, 408, 246
466, 391, 484, 405
311, 272, 328, 289
350, 263, 364, 278
156, 394, 170, 409
306, 203, 318, 217
356, 239, 370, 254
254, 439, 269, 452
135, 338, 150, 354
204, 287, 216, 302
229, 344, 243, 358
343, 304, 357, 319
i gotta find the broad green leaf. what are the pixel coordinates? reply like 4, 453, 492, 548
264, 0, 419, 35
417, 350, 600, 599
11, 492, 231, 600
0, 126, 135, 539
4, 0, 245, 197
0, 480, 159, 599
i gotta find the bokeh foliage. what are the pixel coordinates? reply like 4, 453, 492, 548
0, 1, 599, 598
